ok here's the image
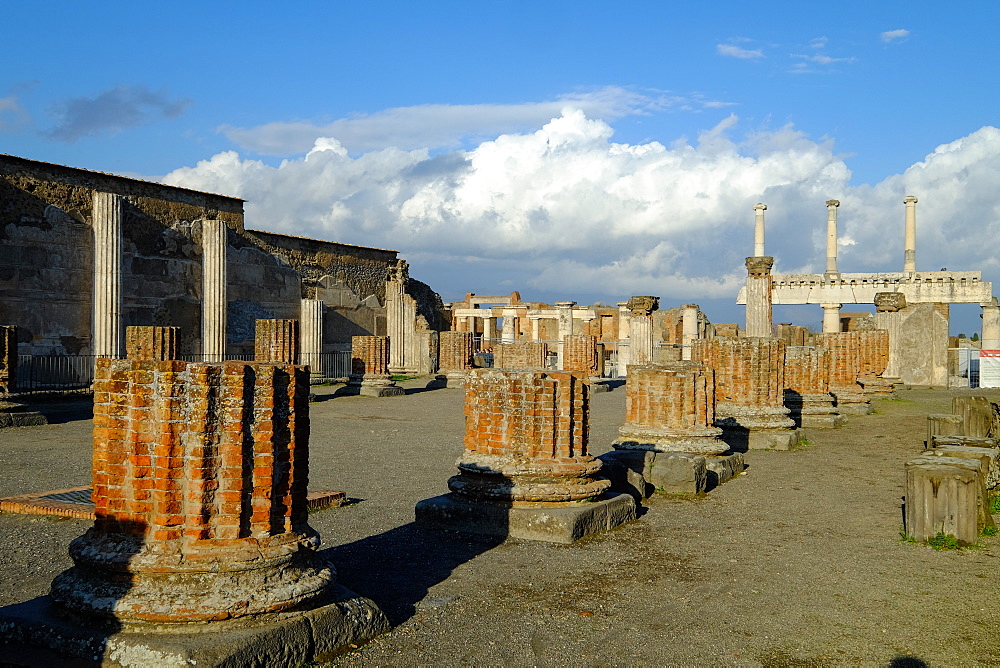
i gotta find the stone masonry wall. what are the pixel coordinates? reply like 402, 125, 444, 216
0, 325, 15, 392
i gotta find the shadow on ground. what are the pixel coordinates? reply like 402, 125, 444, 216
321, 522, 504, 625
26, 398, 94, 425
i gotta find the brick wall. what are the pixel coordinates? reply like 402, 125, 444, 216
562, 334, 598, 374
692, 337, 785, 408
255, 319, 299, 364
814, 332, 874, 388
351, 335, 390, 376
125, 326, 179, 361
0, 325, 15, 392
439, 331, 474, 371
784, 346, 831, 394
492, 341, 548, 370
624, 362, 716, 430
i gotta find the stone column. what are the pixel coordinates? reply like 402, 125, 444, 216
530, 317, 541, 341
415, 369, 635, 543
617, 301, 631, 374
681, 304, 699, 361
0, 325, 16, 393
92, 192, 123, 359
873, 292, 907, 380
385, 264, 407, 373
753, 203, 767, 257
438, 331, 475, 387
744, 257, 774, 338
501, 310, 517, 343
482, 313, 495, 350
822, 303, 842, 334
904, 195, 918, 273
255, 319, 300, 364
692, 337, 800, 450
981, 298, 1000, 350
626, 296, 658, 366
349, 335, 404, 397
201, 218, 228, 362
555, 301, 576, 368
125, 326, 179, 361
43, 358, 387, 661
825, 199, 840, 274
783, 346, 844, 428
300, 298, 324, 372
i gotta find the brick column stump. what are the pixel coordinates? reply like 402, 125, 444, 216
492, 341, 549, 370
436, 330, 475, 388
0, 325, 47, 428
562, 334, 610, 392
783, 346, 846, 428
125, 325, 180, 361
416, 369, 636, 543
1, 359, 387, 664
813, 332, 873, 415
693, 337, 802, 451
348, 336, 404, 397
600, 362, 744, 497
856, 329, 895, 398
255, 318, 300, 364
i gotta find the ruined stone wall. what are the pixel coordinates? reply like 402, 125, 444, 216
784, 346, 831, 394
493, 341, 548, 370
692, 337, 785, 408
562, 334, 599, 374
439, 331, 474, 371
813, 331, 891, 387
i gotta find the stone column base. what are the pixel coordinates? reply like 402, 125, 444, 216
414, 492, 636, 544
831, 387, 872, 415
614, 425, 728, 455
0, 585, 388, 668
0, 400, 47, 428
859, 376, 897, 398
347, 374, 405, 397
799, 413, 847, 428
598, 449, 745, 497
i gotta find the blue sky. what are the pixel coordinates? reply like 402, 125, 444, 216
4, 2, 1000, 333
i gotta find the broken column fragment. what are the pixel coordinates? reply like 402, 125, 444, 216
348, 335, 404, 397
783, 345, 846, 428
813, 332, 873, 415
437, 330, 476, 387
416, 368, 636, 543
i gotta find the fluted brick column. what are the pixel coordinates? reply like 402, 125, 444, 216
125, 326, 179, 361
416, 369, 635, 542
783, 346, 844, 428
255, 319, 299, 364
201, 219, 227, 362
626, 296, 658, 366
51, 359, 328, 623
349, 335, 403, 397
856, 329, 894, 397
813, 332, 872, 414
692, 337, 800, 450
438, 330, 475, 387
562, 334, 599, 374
744, 256, 773, 338
0, 325, 16, 393
614, 362, 726, 454
92, 192, 123, 358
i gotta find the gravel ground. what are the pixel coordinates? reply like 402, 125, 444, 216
1, 383, 1000, 667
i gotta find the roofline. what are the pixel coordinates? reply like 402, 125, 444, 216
246, 228, 398, 254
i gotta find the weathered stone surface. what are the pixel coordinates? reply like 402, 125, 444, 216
927, 413, 964, 446
705, 453, 746, 489
933, 445, 1000, 489
0, 325, 17, 392
125, 326, 179, 361
647, 453, 707, 495
930, 435, 999, 449
349, 336, 403, 397
904, 454, 993, 545
952, 395, 999, 438
0, 400, 47, 428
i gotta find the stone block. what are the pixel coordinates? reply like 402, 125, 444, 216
359, 381, 406, 397
931, 435, 999, 449
0, 400, 47, 428
415, 493, 636, 544
742, 428, 803, 451
705, 453, 746, 489
0, 585, 388, 668
927, 413, 964, 446
904, 454, 991, 545
932, 445, 1000, 489
800, 413, 847, 428
597, 450, 655, 500
647, 453, 707, 495
952, 395, 997, 438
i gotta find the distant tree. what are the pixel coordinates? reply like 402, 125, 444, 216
972, 333, 980, 342
958, 333, 967, 338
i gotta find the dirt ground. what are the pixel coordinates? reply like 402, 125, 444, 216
1, 383, 999, 667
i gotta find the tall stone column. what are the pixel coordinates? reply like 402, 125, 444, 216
825, 199, 840, 274
692, 337, 800, 450
681, 304, 699, 361
482, 314, 495, 350
415, 369, 635, 543
201, 218, 228, 362
627, 296, 658, 366
744, 256, 774, 338
982, 298, 1000, 350
753, 203, 767, 257
92, 192, 123, 358
874, 292, 906, 380
904, 195, 918, 273
501, 310, 517, 343
822, 303, 842, 334
300, 298, 324, 371
555, 301, 576, 368
617, 301, 631, 375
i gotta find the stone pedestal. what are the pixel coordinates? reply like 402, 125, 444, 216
255, 319, 300, 364
783, 346, 845, 428
905, 453, 991, 545
348, 336, 404, 397
0, 358, 387, 664
693, 337, 801, 451
416, 369, 635, 543
125, 326, 179, 361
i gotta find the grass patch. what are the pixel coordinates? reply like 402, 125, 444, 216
990, 494, 1000, 514
926, 532, 963, 550
982, 525, 998, 537
390, 375, 419, 382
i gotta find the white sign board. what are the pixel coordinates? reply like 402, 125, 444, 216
979, 350, 1000, 388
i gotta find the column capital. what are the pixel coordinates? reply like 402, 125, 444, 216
874, 292, 906, 312
625, 295, 660, 316
903, 195, 918, 204
745, 256, 774, 276
753, 203, 768, 211
825, 199, 840, 208
554, 301, 577, 308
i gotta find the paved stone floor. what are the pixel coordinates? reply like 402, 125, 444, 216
1, 383, 1000, 666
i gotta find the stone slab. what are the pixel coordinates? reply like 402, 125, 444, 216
705, 453, 746, 489
835, 403, 873, 416
414, 492, 636, 544
0, 410, 48, 428
799, 413, 847, 428
746, 429, 803, 451
0, 585, 389, 667
646, 453, 707, 495
596, 450, 654, 500
586, 381, 612, 393
359, 384, 405, 397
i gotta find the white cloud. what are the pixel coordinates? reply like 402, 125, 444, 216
881, 29, 910, 43
164, 113, 1000, 314
219, 86, 728, 156
717, 44, 764, 59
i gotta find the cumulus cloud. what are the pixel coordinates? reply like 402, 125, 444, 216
219, 86, 729, 156
47, 85, 191, 142
881, 29, 910, 43
164, 112, 1000, 314
717, 44, 764, 59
